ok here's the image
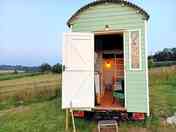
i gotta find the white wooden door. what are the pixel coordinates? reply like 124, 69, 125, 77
62, 32, 94, 109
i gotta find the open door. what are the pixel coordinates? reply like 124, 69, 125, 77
62, 32, 94, 109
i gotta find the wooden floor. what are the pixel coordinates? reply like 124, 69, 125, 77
100, 90, 122, 107
95, 90, 126, 111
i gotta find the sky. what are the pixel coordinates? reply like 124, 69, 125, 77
0, 0, 176, 66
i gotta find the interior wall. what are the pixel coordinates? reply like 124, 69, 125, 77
103, 59, 115, 87
103, 58, 124, 89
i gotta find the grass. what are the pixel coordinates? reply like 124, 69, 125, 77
149, 66, 176, 117
0, 72, 43, 81
153, 61, 176, 68
0, 98, 65, 132
0, 96, 175, 132
0, 66, 176, 132
0, 73, 61, 110
0, 96, 96, 132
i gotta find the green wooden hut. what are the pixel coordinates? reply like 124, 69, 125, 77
62, 0, 150, 117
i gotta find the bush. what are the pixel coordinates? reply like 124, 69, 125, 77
148, 59, 155, 68
40, 63, 51, 72
52, 63, 62, 73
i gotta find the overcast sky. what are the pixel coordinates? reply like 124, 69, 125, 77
0, 0, 176, 66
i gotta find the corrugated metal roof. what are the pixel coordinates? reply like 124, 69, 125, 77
67, 0, 150, 27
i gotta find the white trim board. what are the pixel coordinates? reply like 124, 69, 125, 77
123, 31, 127, 109
145, 21, 150, 116
94, 31, 127, 109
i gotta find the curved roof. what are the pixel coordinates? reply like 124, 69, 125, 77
67, 0, 150, 27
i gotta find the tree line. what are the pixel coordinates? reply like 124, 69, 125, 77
0, 63, 63, 74
149, 48, 176, 61
148, 48, 176, 68
39, 63, 62, 73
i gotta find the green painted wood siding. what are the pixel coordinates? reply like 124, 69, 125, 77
71, 3, 148, 113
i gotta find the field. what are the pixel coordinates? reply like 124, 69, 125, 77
0, 70, 15, 74
149, 66, 176, 117
0, 72, 42, 81
0, 73, 60, 110
0, 66, 176, 132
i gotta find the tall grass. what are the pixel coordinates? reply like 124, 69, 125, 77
149, 65, 176, 81
0, 74, 61, 110
0, 72, 43, 81
149, 65, 176, 117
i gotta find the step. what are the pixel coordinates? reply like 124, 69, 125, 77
98, 120, 118, 132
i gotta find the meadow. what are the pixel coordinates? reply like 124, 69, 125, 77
149, 66, 176, 117
0, 73, 60, 110
0, 66, 176, 132
0, 72, 43, 81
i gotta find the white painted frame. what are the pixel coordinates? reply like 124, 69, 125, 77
145, 21, 150, 116
128, 29, 142, 71
123, 31, 127, 109
94, 30, 127, 109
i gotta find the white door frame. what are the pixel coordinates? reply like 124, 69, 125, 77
123, 31, 127, 109
94, 30, 127, 109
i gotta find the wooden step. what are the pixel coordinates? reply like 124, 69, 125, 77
98, 120, 118, 132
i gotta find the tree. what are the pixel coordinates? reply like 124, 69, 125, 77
40, 63, 51, 72
171, 48, 176, 59
153, 47, 176, 61
52, 63, 62, 73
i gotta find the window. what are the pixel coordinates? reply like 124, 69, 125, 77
129, 30, 141, 70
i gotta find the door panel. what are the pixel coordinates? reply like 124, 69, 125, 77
62, 32, 94, 109
62, 71, 94, 108
124, 30, 148, 113
63, 33, 94, 71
